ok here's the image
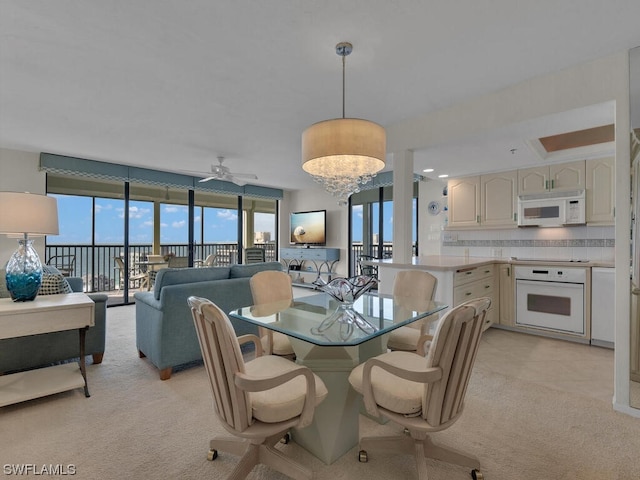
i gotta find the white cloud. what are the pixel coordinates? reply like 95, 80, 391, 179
172, 220, 186, 228
217, 209, 238, 221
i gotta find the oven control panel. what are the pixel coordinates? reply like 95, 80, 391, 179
514, 266, 587, 283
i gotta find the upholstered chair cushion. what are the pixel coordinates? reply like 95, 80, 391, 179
349, 351, 428, 416
260, 331, 295, 356
246, 355, 328, 423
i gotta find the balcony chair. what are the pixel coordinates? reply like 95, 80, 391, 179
46, 254, 76, 277
348, 297, 491, 480
114, 257, 149, 291
386, 270, 438, 353
358, 254, 379, 279
249, 270, 295, 358
245, 247, 265, 264
194, 253, 218, 267
187, 296, 328, 480
168, 255, 189, 268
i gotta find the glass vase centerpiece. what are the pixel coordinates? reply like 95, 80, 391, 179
311, 275, 378, 340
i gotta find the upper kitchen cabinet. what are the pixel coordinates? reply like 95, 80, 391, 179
481, 171, 518, 227
448, 172, 517, 229
518, 160, 586, 195
448, 176, 480, 228
585, 157, 615, 225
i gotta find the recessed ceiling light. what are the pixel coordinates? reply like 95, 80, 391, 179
423, 168, 434, 173
438, 174, 449, 178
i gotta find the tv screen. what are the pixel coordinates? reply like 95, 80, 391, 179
290, 210, 326, 245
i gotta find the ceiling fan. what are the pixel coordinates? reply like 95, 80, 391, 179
196, 156, 258, 186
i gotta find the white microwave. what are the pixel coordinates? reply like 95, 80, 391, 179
517, 190, 585, 227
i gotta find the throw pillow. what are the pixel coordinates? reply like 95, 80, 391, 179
39, 272, 74, 295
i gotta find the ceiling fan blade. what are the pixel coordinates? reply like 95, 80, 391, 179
198, 176, 216, 183
229, 172, 258, 179
231, 177, 248, 186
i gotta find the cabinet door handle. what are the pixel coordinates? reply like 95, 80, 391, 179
551, 179, 555, 189
466, 271, 473, 275
545, 180, 549, 190
465, 292, 472, 296
476, 215, 480, 223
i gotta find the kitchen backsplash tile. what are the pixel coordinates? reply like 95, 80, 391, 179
440, 225, 614, 261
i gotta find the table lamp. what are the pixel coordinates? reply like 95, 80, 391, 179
0, 192, 59, 301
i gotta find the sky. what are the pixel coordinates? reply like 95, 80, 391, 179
48, 194, 275, 245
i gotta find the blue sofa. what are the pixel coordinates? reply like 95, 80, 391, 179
0, 274, 109, 374
134, 262, 283, 380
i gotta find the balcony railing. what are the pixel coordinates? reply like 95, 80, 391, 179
45, 243, 277, 293
45, 242, 408, 294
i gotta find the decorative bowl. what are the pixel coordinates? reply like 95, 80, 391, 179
311, 275, 379, 339
314, 275, 377, 305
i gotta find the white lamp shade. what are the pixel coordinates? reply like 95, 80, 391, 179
0, 192, 59, 236
302, 118, 386, 177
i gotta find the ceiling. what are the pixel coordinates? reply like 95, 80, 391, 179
1, 1, 639, 192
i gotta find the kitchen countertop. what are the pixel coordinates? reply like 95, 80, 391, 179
362, 255, 615, 271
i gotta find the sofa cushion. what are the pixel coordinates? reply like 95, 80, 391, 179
229, 262, 283, 279
153, 267, 231, 300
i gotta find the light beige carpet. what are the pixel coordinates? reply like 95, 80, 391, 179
1, 304, 639, 480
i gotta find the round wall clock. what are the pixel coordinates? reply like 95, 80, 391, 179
428, 200, 441, 215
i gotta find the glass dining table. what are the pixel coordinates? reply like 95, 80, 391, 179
230, 292, 448, 465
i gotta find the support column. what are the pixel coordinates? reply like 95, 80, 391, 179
392, 150, 414, 263
153, 201, 161, 254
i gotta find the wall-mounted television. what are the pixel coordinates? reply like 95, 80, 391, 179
289, 209, 326, 246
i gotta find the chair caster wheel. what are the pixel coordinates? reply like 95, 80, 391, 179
280, 432, 291, 444
471, 468, 483, 480
207, 449, 218, 461
358, 450, 368, 463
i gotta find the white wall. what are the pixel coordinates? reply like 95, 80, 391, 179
280, 188, 350, 278
0, 149, 46, 263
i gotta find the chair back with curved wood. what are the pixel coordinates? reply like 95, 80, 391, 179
189, 297, 252, 432
250, 271, 295, 357
422, 297, 489, 427
387, 270, 438, 351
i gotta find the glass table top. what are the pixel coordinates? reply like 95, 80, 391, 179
230, 292, 448, 346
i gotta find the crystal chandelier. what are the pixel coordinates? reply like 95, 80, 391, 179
302, 42, 386, 205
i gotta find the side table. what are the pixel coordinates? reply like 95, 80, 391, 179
0, 292, 95, 407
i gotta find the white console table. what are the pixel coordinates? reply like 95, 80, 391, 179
280, 247, 340, 288
0, 292, 95, 407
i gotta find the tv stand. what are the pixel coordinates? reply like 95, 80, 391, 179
280, 247, 340, 288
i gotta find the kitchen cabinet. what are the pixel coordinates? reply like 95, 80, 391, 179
498, 264, 514, 326
586, 156, 615, 225
449, 172, 517, 229
480, 171, 518, 227
518, 160, 585, 195
453, 264, 496, 330
447, 176, 480, 228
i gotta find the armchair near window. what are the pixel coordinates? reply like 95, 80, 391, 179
188, 296, 328, 480
348, 297, 491, 480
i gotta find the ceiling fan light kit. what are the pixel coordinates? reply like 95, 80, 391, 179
302, 42, 386, 205
197, 156, 258, 186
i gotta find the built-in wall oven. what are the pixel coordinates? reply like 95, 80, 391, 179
515, 265, 587, 336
